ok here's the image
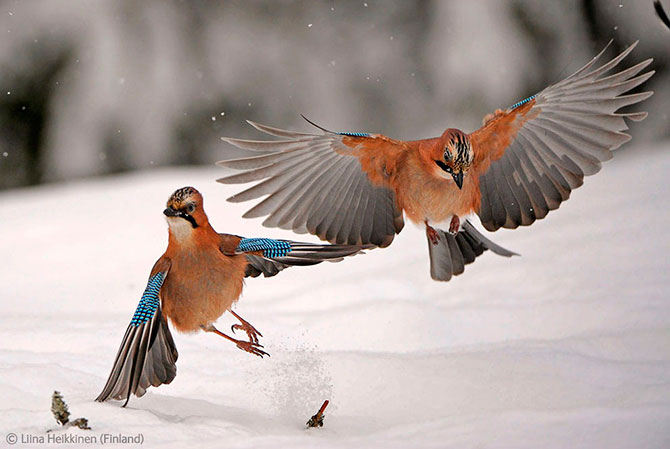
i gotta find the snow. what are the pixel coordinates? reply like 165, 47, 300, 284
1, 143, 669, 448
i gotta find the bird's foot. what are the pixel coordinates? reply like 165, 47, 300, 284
229, 310, 263, 345
203, 323, 269, 358
425, 221, 440, 245
234, 339, 269, 358
449, 215, 460, 234
231, 321, 263, 346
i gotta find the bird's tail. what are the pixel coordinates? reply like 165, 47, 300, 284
427, 220, 518, 281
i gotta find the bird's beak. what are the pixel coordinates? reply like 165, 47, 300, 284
163, 207, 179, 217
163, 205, 199, 228
452, 172, 464, 189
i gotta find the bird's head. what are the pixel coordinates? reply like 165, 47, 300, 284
164, 187, 208, 238
434, 129, 473, 189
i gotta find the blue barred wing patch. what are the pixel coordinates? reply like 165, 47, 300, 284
508, 94, 537, 111
338, 131, 370, 137
237, 238, 292, 258
130, 272, 166, 326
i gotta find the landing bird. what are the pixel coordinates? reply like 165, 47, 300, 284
218, 41, 653, 281
96, 187, 367, 406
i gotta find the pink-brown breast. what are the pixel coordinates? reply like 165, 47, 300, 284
161, 232, 247, 333
339, 133, 483, 225
393, 139, 481, 224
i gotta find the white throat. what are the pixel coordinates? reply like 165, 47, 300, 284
167, 217, 195, 242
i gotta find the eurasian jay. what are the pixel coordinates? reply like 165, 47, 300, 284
217, 41, 653, 281
96, 186, 367, 406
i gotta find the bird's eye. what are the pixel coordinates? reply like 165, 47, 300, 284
187, 204, 196, 213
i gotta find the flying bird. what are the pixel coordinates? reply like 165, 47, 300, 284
217, 41, 653, 281
96, 187, 367, 406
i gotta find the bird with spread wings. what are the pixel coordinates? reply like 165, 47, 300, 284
96, 187, 368, 406
218, 41, 654, 281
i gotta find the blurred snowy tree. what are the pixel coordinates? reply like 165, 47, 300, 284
0, 0, 666, 189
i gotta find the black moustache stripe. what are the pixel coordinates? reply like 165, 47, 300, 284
182, 213, 199, 228
435, 160, 451, 173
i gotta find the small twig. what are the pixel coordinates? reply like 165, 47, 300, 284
49, 391, 91, 431
51, 391, 70, 426
67, 418, 91, 430
306, 400, 329, 428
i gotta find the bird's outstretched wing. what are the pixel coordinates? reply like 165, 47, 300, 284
469, 41, 653, 232
220, 233, 369, 278
96, 258, 178, 406
217, 120, 405, 247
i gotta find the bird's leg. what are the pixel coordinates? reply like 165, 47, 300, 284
229, 310, 263, 346
449, 215, 460, 234
425, 221, 440, 245
201, 323, 269, 358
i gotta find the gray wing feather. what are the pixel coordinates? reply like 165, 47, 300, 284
281, 156, 352, 230
95, 307, 177, 405
477, 41, 653, 231
243, 242, 370, 278
219, 125, 404, 247
244, 254, 289, 277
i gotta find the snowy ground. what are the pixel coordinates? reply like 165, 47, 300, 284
1, 143, 669, 448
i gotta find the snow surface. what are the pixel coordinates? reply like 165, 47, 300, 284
1, 143, 669, 448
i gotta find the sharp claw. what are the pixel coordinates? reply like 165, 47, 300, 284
236, 339, 269, 358
230, 321, 263, 345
